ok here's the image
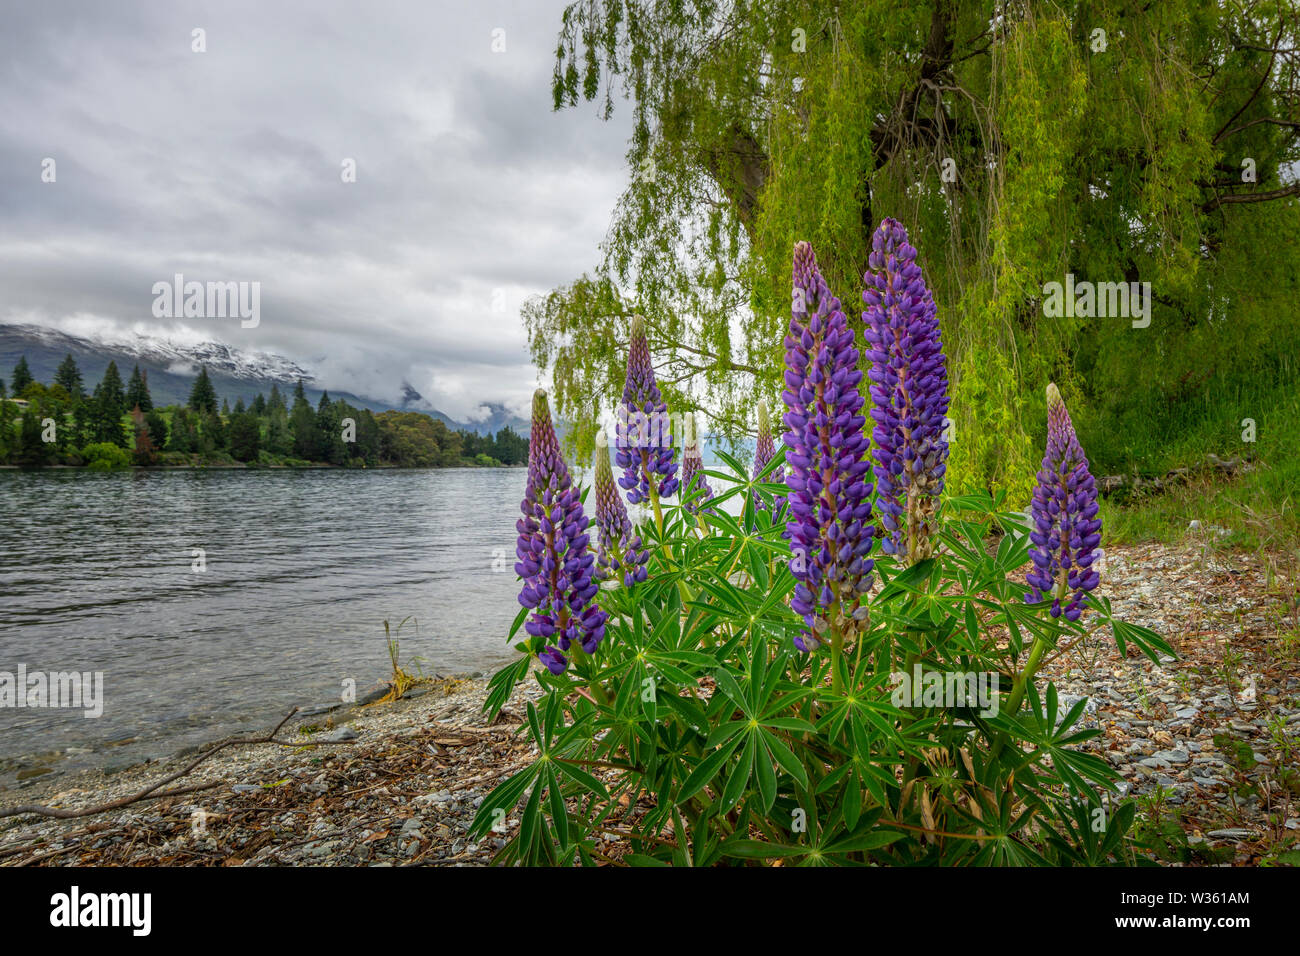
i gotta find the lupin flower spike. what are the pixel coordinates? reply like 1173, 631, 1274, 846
782, 241, 876, 652
516, 389, 608, 674
593, 445, 649, 586
752, 398, 785, 511
862, 217, 950, 565
1025, 383, 1102, 621
615, 313, 679, 504
680, 413, 714, 514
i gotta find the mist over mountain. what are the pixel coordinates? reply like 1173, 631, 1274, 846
0, 323, 528, 436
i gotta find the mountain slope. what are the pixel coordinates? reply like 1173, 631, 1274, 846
0, 324, 526, 435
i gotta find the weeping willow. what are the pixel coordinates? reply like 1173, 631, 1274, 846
524, 0, 1300, 499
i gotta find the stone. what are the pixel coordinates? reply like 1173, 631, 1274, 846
1206, 828, 1252, 840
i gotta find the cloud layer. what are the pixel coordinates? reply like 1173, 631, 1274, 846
0, 0, 630, 419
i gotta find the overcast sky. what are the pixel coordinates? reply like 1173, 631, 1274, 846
0, 0, 632, 421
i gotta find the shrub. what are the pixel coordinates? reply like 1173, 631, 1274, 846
81, 442, 131, 470
472, 226, 1172, 867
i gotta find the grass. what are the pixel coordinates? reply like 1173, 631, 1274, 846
1098, 380, 1300, 553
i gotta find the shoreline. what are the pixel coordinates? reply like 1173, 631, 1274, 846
0, 463, 527, 472
0, 671, 544, 866
2, 541, 1297, 866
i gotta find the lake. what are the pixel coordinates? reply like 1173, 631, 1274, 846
0, 468, 530, 783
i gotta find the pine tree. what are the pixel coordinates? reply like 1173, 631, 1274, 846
91, 362, 128, 446
54, 355, 84, 398
125, 364, 153, 412
144, 409, 169, 449
167, 408, 197, 454
315, 392, 346, 464
10, 356, 34, 395
17, 409, 50, 467
98, 361, 125, 410
188, 366, 218, 414
204, 410, 227, 452
267, 383, 286, 414
250, 393, 266, 416
266, 410, 289, 456
290, 400, 317, 460
228, 411, 261, 462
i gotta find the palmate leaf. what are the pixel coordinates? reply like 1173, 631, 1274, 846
484, 653, 532, 719
677, 736, 741, 803
477, 386, 1162, 867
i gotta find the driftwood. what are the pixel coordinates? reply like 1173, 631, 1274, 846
1097, 453, 1255, 498
0, 706, 354, 822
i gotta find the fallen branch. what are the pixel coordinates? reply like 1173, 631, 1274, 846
0, 706, 355, 822
1097, 453, 1256, 498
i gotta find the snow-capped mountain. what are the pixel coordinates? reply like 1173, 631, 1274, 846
0, 323, 526, 435
5, 323, 314, 385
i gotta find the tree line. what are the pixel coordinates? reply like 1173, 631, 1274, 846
0, 353, 528, 470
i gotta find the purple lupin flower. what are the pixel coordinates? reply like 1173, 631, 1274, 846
516, 389, 608, 674
752, 399, 786, 511
1025, 383, 1102, 621
782, 241, 876, 652
593, 445, 649, 586
862, 217, 950, 565
680, 413, 714, 515
615, 313, 679, 504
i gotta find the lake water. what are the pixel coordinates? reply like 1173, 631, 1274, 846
0, 468, 530, 783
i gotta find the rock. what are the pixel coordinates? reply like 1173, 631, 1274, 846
297, 703, 340, 718
1206, 828, 1252, 840
1152, 748, 1190, 765
232, 783, 261, 793
303, 840, 340, 859
356, 683, 390, 706
322, 726, 358, 743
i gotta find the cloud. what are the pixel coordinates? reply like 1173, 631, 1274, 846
0, 0, 631, 422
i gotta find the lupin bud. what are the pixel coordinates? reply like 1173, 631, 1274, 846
862, 217, 950, 565
680, 412, 715, 515
593, 445, 649, 586
516, 390, 608, 674
752, 398, 786, 511
1024, 383, 1102, 621
615, 314, 680, 504
782, 241, 876, 652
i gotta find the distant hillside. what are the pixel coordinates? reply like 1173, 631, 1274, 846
0, 324, 527, 436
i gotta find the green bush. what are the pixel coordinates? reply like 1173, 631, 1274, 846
472, 456, 1172, 866
81, 442, 131, 470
